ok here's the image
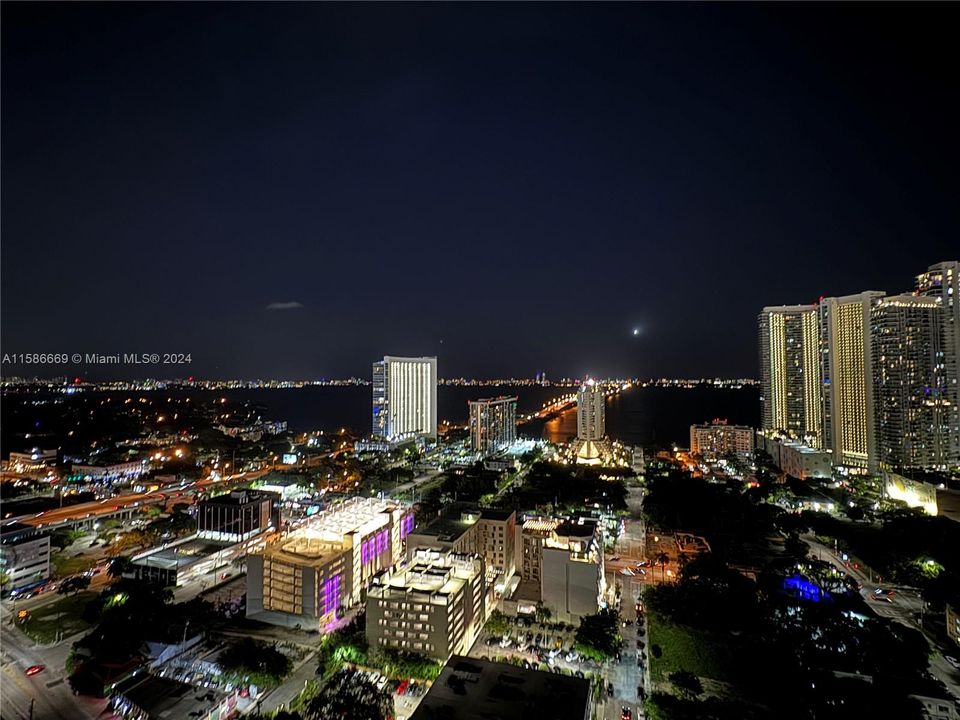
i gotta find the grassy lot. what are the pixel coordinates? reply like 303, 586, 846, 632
647, 614, 739, 684
51, 551, 98, 578
21, 591, 96, 644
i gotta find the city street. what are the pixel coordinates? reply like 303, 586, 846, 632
803, 535, 960, 701
0, 618, 106, 720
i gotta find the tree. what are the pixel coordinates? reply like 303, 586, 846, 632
534, 602, 552, 625
218, 637, 292, 689
668, 670, 703, 700
303, 671, 392, 720
107, 557, 134, 579
656, 551, 670, 581
574, 609, 621, 662
784, 533, 809, 560
58, 575, 92, 595
485, 609, 510, 637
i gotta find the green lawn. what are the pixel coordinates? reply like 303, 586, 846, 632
21, 591, 96, 644
51, 551, 98, 578
647, 615, 738, 683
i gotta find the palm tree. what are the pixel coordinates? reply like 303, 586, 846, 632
656, 552, 669, 581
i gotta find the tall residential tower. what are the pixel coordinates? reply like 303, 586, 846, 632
372, 356, 438, 442
759, 305, 822, 446
576, 380, 605, 441
916, 261, 960, 466
468, 397, 518, 454
819, 292, 885, 471
872, 294, 946, 471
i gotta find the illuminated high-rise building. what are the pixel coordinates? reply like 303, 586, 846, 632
872, 294, 947, 471
819, 292, 885, 471
372, 356, 438, 441
468, 396, 517, 454
916, 261, 960, 466
759, 305, 822, 446
576, 380, 605, 441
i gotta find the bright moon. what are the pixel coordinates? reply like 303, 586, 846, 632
632, 328, 640, 336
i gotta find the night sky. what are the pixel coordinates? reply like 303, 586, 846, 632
2, 3, 957, 380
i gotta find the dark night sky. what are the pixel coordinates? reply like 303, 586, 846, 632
2, 3, 957, 380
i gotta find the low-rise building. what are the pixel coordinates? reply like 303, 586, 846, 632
127, 535, 240, 587
7, 448, 58, 472
246, 497, 414, 629
109, 674, 239, 720
197, 489, 280, 542
756, 433, 832, 479
0, 522, 50, 591
406, 505, 516, 595
71, 460, 148, 482
410, 656, 590, 720
366, 548, 485, 660
690, 420, 754, 458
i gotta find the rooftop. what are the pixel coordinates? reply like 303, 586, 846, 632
115, 674, 226, 719
410, 506, 513, 543
199, 488, 279, 507
371, 549, 481, 598
410, 656, 590, 720
131, 536, 231, 571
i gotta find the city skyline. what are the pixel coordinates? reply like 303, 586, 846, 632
2, 4, 958, 380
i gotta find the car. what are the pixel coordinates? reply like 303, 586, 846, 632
25, 665, 45, 676
607, 683, 614, 697
621, 707, 633, 720
945, 656, 960, 669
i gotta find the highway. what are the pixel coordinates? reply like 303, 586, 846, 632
8, 469, 272, 531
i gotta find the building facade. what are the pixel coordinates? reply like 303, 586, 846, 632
372, 356, 438, 442
576, 380, 605, 440
197, 489, 280, 542
689, 420, 754, 458
819, 292, 885, 471
6, 448, 58, 472
759, 304, 822, 446
0, 523, 51, 591
512, 517, 604, 622
756, 433, 832, 480
246, 497, 414, 628
366, 548, 485, 660
917, 261, 960, 468
468, 397, 518, 454
872, 294, 947, 471
406, 506, 516, 596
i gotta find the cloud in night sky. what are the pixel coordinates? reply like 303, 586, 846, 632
265, 301, 304, 311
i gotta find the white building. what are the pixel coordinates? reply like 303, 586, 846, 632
509, 517, 605, 623
576, 380, 605, 440
372, 356, 438, 442
468, 397, 517, 454
1, 523, 50, 591
366, 548, 486, 660
756, 433, 832, 480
